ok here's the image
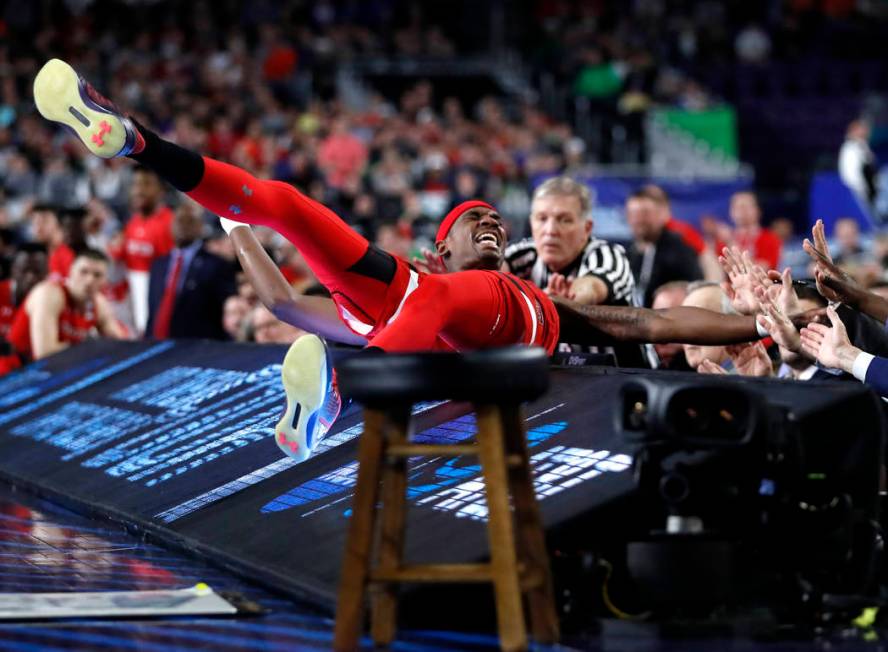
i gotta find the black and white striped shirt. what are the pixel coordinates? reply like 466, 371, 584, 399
505, 237, 635, 306
505, 236, 655, 368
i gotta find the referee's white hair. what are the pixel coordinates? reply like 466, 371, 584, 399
531, 176, 592, 220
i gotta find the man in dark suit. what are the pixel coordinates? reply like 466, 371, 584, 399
146, 199, 236, 340
626, 188, 703, 307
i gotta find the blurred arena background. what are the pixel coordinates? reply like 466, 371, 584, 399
3, 0, 888, 346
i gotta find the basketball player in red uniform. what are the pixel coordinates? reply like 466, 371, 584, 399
8, 249, 125, 361
0, 245, 48, 340
108, 167, 175, 335
33, 58, 561, 461
0, 244, 49, 374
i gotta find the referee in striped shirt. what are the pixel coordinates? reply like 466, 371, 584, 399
505, 176, 653, 367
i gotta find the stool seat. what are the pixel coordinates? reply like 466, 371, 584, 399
336, 346, 549, 404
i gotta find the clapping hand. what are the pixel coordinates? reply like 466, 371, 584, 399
719, 246, 771, 315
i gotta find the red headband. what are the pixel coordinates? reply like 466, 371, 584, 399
435, 200, 496, 243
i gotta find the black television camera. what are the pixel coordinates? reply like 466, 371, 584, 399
615, 374, 885, 619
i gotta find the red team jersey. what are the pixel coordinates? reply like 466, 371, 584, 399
8, 282, 98, 360
332, 255, 560, 355
111, 206, 175, 272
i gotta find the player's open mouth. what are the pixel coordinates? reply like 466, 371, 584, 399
474, 231, 501, 248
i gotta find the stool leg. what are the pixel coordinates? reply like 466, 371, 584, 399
371, 406, 410, 646
502, 405, 561, 644
475, 404, 527, 652
334, 408, 388, 652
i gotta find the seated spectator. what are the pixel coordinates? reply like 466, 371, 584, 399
223, 295, 250, 342
642, 184, 721, 280
729, 191, 782, 270
831, 217, 868, 267
650, 281, 691, 370
679, 281, 734, 372
626, 188, 702, 307
146, 199, 237, 341
0, 243, 48, 340
248, 305, 307, 344
0, 244, 48, 375
7, 249, 125, 361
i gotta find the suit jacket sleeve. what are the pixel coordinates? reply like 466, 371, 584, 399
145, 256, 168, 338
864, 356, 888, 397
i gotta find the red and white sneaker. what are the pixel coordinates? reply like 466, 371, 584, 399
275, 334, 341, 462
33, 58, 144, 158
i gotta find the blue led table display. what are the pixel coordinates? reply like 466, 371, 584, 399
0, 340, 636, 607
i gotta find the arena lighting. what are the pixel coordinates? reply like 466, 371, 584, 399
614, 376, 884, 619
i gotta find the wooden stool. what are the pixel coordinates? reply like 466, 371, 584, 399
332, 347, 560, 652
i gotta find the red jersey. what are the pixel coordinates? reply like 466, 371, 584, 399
735, 228, 782, 270
112, 206, 174, 273
8, 282, 98, 360
48, 244, 76, 279
335, 255, 560, 355
666, 218, 705, 255
0, 280, 15, 340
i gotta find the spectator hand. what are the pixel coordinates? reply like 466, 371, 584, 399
756, 294, 803, 355
727, 342, 773, 377
220, 216, 249, 235
719, 246, 769, 315
799, 305, 861, 373
698, 359, 728, 375
544, 273, 575, 300
411, 248, 448, 275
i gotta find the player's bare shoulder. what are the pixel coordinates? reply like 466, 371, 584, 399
25, 279, 64, 314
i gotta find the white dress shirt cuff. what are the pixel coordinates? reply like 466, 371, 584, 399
852, 351, 875, 382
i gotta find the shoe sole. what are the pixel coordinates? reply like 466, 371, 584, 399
274, 334, 328, 462
33, 58, 131, 158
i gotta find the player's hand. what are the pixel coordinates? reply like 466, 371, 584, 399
411, 248, 448, 275
219, 215, 249, 235
544, 273, 575, 300
802, 227, 863, 306
727, 342, 774, 377
754, 266, 802, 321
719, 246, 769, 315
799, 305, 860, 372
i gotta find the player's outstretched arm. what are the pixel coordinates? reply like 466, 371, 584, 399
552, 296, 759, 345
223, 219, 367, 346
